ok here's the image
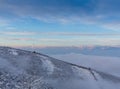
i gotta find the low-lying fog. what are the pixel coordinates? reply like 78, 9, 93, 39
51, 53, 120, 77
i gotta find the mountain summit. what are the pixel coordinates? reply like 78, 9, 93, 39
0, 47, 120, 89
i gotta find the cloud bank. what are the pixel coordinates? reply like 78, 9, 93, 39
52, 53, 120, 77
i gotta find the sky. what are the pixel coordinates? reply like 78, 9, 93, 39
0, 0, 120, 47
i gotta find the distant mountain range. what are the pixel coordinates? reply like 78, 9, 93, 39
24, 46, 120, 57
0, 46, 120, 89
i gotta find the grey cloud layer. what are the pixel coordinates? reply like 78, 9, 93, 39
1, 31, 120, 36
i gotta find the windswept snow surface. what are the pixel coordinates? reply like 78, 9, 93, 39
0, 47, 120, 89
9, 49, 18, 56
41, 59, 55, 74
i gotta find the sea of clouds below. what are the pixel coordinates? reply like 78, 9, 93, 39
51, 53, 120, 77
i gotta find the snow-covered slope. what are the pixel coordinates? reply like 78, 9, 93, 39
0, 47, 120, 89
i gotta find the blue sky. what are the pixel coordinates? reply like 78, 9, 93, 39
0, 0, 120, 47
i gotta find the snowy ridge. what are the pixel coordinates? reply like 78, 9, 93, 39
0, 46, 120, 89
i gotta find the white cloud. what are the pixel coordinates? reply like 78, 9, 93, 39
51, 53, 120, 77
0, 31, 36, 36
102, 23, 120, 31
